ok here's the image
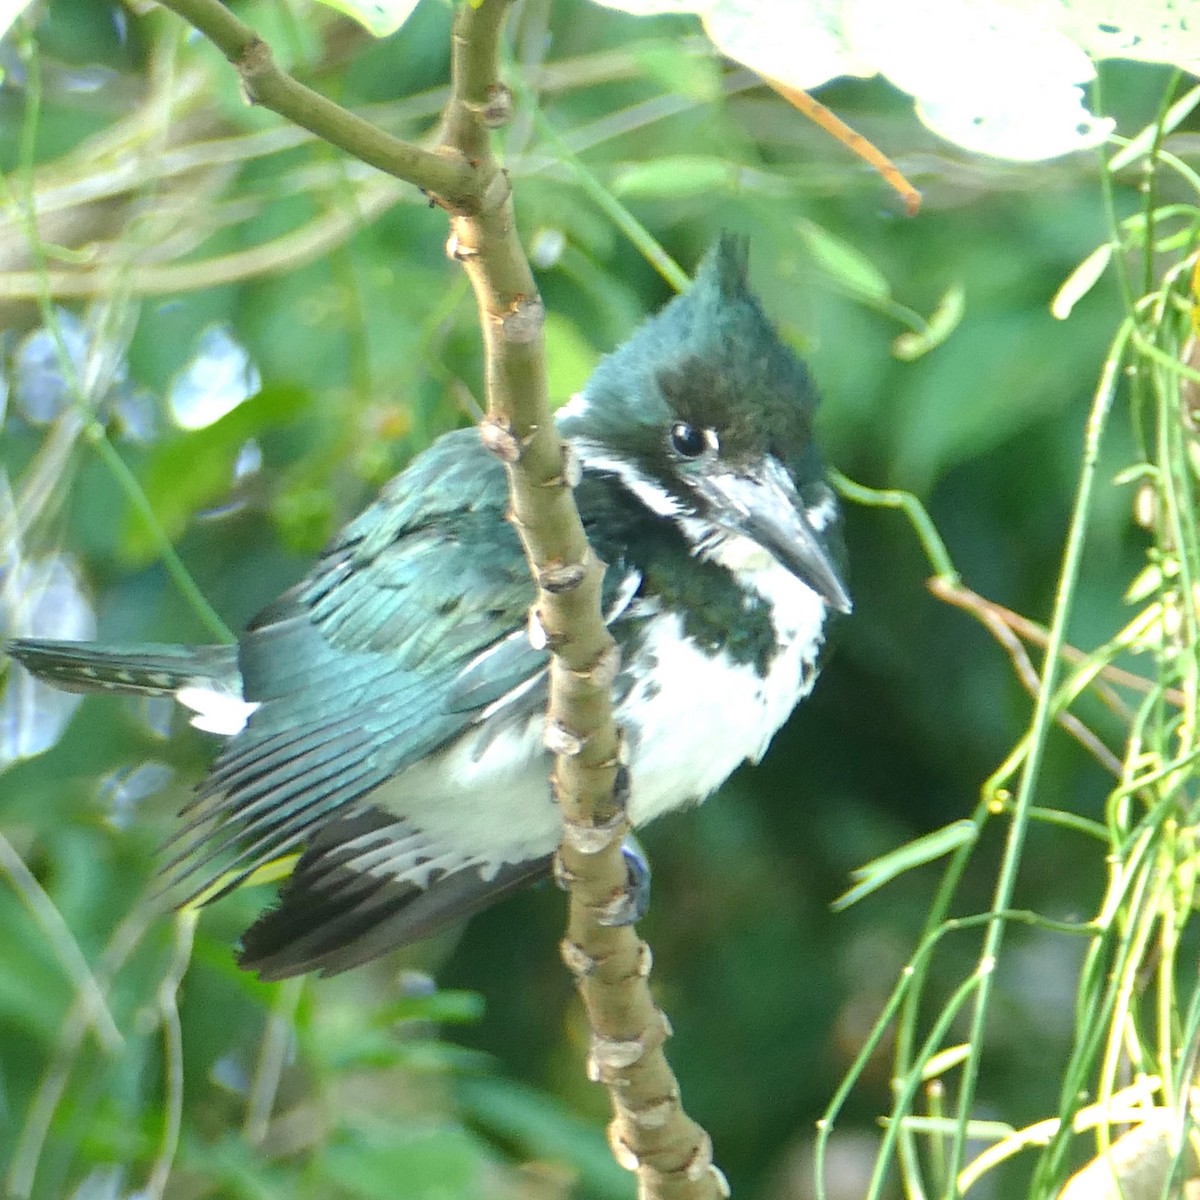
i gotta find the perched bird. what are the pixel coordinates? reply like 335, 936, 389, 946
7, 237, 850, 979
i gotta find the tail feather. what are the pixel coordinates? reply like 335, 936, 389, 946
5, 638, 241, 699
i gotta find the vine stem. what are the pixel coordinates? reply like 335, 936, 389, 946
945, 325, 1131, 1194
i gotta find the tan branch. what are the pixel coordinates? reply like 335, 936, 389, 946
0, 177, 405, 298
150, 0, 725, 1194
926, 578, 1200, 779
436, 8, 726, 1188
159, 0, 476, 208
930, 578, 1187, 710
930, 579, 1124, 776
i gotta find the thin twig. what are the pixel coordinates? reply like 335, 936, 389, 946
142, 911, 195, 1200
930, 579, 1124, 776
0, 40, 716, 261
1, 40, 236, 644
0, 176, 405, 298
7, 894, 167, 1200
244, 977, 304, 1146
160, 0, 476, 208
931, 578, 1186, 710
945, 325, 1131, 1189
0, 831, 124, 1054
762, 76, 922, 216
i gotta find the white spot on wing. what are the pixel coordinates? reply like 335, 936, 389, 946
176, 686, 259, 736
555, 392, 590, 422
477, 672, 544, 724
458, 568, 643, 728
604, 568, 642, 623
457, 627, 526, 680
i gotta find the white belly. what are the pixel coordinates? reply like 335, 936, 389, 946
380, 561, 827, 873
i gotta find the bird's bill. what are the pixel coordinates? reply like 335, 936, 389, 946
694, 458, 852, 615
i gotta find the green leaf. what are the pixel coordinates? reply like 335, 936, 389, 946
832, 820, 977, 910
921, 1043, 972, 1080
795, 218, 891, 302
634, 40, 723, 102
374, 988, 486, 1027
1125, 562, 1163, 604
897, 1115, 1014, 1140
1109, 84, 1200, 171
177, 1132, 292, 1200
892, 284, 966, 360
0, 896, 72, 1042
611, 154, 738, 200
312, 1021, 493, 1074
311, 0, 421, 37
545, 311, 601, 405
888, 297, 1117, 491
1051, 243, 1113, 320
317, 1126, 489, 1200
458, 1076, 631, 1199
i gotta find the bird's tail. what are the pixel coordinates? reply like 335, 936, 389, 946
6, 638, 241, 698
6, 638, 255, 735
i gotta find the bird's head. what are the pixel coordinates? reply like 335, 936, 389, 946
560, 235, 851, 615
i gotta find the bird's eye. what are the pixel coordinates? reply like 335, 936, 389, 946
670, 422, 711, 458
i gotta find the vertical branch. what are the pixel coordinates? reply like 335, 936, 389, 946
143, 0, 725, 1193
439, 5, 725, 1196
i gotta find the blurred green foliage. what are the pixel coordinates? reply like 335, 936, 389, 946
0, 1, 1193, 1198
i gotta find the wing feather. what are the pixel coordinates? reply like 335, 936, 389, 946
170, 433, 651, 967
173, 434, 543, 906
238, 808, 552, 979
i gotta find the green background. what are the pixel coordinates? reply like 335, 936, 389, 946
0, 2, 1180, 1196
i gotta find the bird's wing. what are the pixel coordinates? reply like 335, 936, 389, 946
164, 432, 541, 890
168, 432, 642, 977
3, 640, 241, 697
237, 809, 553, 979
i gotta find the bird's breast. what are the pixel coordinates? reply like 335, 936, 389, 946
358, 557, 827, 877
617, 590, 825, 828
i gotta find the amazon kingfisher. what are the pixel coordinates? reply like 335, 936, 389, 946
6, 236, 850, 979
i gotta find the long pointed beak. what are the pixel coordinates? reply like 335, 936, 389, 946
694, 458, 852, 615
